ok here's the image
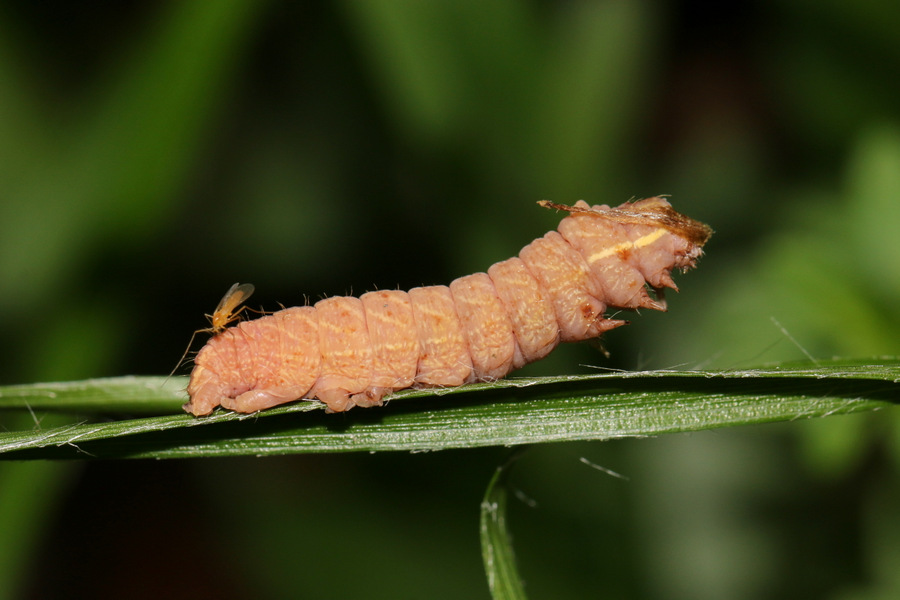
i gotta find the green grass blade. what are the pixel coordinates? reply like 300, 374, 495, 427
0, 358, 897, 460
481, 451, 529, 600
0, 376, 188, 414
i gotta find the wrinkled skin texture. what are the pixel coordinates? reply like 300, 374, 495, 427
185, 198, 712, 415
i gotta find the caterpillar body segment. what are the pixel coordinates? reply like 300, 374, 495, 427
185, 197, 712, 415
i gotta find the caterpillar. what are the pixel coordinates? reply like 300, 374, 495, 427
184, 197, 712, 416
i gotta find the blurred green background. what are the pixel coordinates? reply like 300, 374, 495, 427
2, 1, 900, 598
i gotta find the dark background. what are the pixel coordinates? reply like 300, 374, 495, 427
1, 1, 899, 598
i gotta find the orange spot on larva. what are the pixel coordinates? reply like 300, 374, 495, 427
581, 303, 595, 320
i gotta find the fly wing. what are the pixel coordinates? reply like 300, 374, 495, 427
215, 282, 255, 315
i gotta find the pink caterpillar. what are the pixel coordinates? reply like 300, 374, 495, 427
184, 197, 712, 415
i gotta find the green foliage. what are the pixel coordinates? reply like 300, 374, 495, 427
481, 451, 529, 600
1, 360, 897, 599
0, 360, 897, 460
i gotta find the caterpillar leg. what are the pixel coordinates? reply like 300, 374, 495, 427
351, 387, 389, 409
223, 387, 305, 413
317, 387, 389, 413
184, 365, 226, 416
